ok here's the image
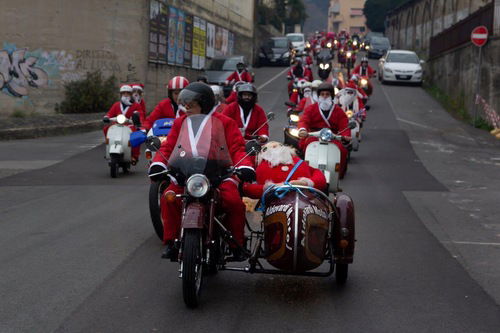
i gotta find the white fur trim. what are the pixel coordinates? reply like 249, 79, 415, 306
237, 165, 255, 171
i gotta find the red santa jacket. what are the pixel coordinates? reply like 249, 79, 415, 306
222, 102, 269, 140
143, 98, 184, 130
151, 111, 252, 171
225, 71, 253, 85
297, 95, 315, 111
298, 103, 351, 137
287, 66, 313, 82
226, 90, 237, 104
289, 91, 302, 105
243, 156, 327, 199
105, 101, 144, 122
353, 65, 375, 77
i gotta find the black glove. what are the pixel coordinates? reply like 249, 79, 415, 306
103, 116, 110, 124
237, 167, 256, 183
149, 164, 168, 181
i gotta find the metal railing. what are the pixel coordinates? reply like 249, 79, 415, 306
429, 3, 494, 59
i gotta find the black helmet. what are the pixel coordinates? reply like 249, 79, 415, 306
177, 82, 215, 114
196, 75, 208, 83
236, 62, 245, 71
237, 83, 257, 108
316, 82, 335, 96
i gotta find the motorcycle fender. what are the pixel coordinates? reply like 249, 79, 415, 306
182, 202, 206, 229
333, 193, 355, 263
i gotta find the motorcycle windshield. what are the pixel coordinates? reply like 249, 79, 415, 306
167, 114, 232, 185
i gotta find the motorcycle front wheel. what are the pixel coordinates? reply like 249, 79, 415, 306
182, 229, 204, 308
149, 180, 168, 240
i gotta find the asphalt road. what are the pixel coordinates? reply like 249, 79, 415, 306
1, 64, 499, 333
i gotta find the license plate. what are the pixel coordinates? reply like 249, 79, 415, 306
398, 75, 410, 79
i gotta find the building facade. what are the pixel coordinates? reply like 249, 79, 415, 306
328, 0, 368, 34
0, 0, 255, 116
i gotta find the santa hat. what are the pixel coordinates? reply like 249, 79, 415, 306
119, 84, 133, 93
345, 81, 358, 91
131, 83, 144, 91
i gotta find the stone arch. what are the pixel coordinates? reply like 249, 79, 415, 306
421, 1, 432, 50
432, 0, 444, 36
405, 8, 414, 49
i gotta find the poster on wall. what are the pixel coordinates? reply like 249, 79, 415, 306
228, 31, 234, 56
175, 9, 185, 65
148, 0, 160, 61
184, 14, 193, 68
206, 22, 215, 58
198, 18, 206, 69
222, 28, 229, 56
158, 2, 168, 63
167, 6, 178, 65
192, 16, 200, 69
215, 26, 223, 57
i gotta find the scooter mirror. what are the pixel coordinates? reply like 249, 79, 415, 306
267, 112, 275, 121
284, 101, 296, 108
146, 136, 162, 152
349, 122, 357, 129
245, 140, 261, 156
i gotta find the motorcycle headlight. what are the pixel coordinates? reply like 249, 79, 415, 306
186, 174, 210, 198
346, 52, 352, 58
319, 63, 324, 69
365, 45, 370, 50
334, 40, 338, 45
116, 114, 127, 125
353, 41, 358, 46
324, 63, 330, 69
306, 42, 311, 48
334, 87, 339, 95
319, 128, 334, 142
346, 110, 354, 118
327, 42, 332, 48
289, 128, 300, 138
290, 114, 300, 122
361, 79, 368, 86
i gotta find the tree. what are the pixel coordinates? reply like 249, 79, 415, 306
364, 0, 407, 32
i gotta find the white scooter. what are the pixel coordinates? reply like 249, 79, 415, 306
104, 113, 140, 178
304, 123, 355, 194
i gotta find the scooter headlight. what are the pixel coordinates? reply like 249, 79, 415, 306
353, 41, 358, 46
116, 114, 127, 125
346, 51, 352, 58
334, 87, 339, 95
365, 45, 370, 50
327, 42, 332, 48
290, 114, 300, 122
361, 79, 368, 86
324, 63, 330, 69
319, 128, 334, 142
346, 110, 354, 118
319, 63, 324, 70
289, 128, 300, 138
186, 174, 210, 198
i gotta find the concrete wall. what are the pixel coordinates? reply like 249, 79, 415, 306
0, 0, 256, 116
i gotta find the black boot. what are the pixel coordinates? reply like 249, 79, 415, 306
228, 247, 247, 262
161, 241, 178, 260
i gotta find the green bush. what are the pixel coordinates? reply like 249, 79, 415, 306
56, 71, 117, 114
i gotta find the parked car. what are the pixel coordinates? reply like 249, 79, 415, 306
286, 33, 306, 52
363, 32, 384, 45
257, 37, 292, 66
367, 36, 391, 59
203, 56, 252, 85
378, 50, 424, 85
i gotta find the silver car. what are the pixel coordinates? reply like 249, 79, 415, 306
203, 56, 252, 85
378, 50, 425, 85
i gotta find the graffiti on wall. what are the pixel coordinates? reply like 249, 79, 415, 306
0, 49, 49, 97
75, 50, 121, 72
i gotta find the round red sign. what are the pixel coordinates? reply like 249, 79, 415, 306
471, 26, 488, 47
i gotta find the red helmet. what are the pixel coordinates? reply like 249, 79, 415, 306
168, 76, 189, 90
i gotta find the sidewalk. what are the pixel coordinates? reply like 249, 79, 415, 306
0, 113, 102, 140
380, 82, 500, 305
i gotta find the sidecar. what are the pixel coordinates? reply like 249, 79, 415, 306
224, 185, 355, 283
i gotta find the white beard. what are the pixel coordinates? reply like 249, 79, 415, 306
257, 145, 296, 167
338, 90, 358, 112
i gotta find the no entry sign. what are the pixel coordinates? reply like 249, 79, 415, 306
471, 26, 488, 47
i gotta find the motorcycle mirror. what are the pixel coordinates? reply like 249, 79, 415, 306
245, 140, 261, 156
349, 122, 357, 129
146, 136, 162, 152
267, 112, 275, 121
132, 111, 142, 128
284, 101, 296, 107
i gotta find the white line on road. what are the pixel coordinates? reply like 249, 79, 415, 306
450, 241, 500, 246
397, 117, 437, 130
257, 67, 289, 91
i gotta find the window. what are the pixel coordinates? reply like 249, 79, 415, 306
350, 8, 363, 16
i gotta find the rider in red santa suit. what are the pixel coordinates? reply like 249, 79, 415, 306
287, 59, 313, 95
243, 141, 327, 199
225, 81, 245, 104
148, 83, 255, 261
222, 83, 269, 143
142, 76, 189, 130
289, 79, 310, 106
225, 62, 253, 85
352, 57, 376, 77
298, 82, 351, 178
131, 83, 147, 117
103, 84, 143, 162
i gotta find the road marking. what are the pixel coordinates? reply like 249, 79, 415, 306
450, 241, 500, 246
397, 117, 437, 130
257, 67, 289, 91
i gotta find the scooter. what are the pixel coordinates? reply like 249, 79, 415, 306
304, 123, 356, 193
103, 112, 142, 178
283, 101, 302, 150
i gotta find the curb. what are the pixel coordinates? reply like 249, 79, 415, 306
0, 120, 102, 140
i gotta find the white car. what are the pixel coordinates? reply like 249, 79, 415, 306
286, 33, 306, 52
378, 50, 424, 85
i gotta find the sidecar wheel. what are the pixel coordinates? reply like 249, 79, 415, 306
182, 229, 203, 308
335, 263, 348, 284
149, 180, 168, 240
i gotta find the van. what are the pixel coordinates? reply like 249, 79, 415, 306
286, 33, 306, 52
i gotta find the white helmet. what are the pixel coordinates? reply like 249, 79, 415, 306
311, 80, 322, 89
119, 84, 133, 93
211, 85, 222, 99
297, 79, 310, 90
